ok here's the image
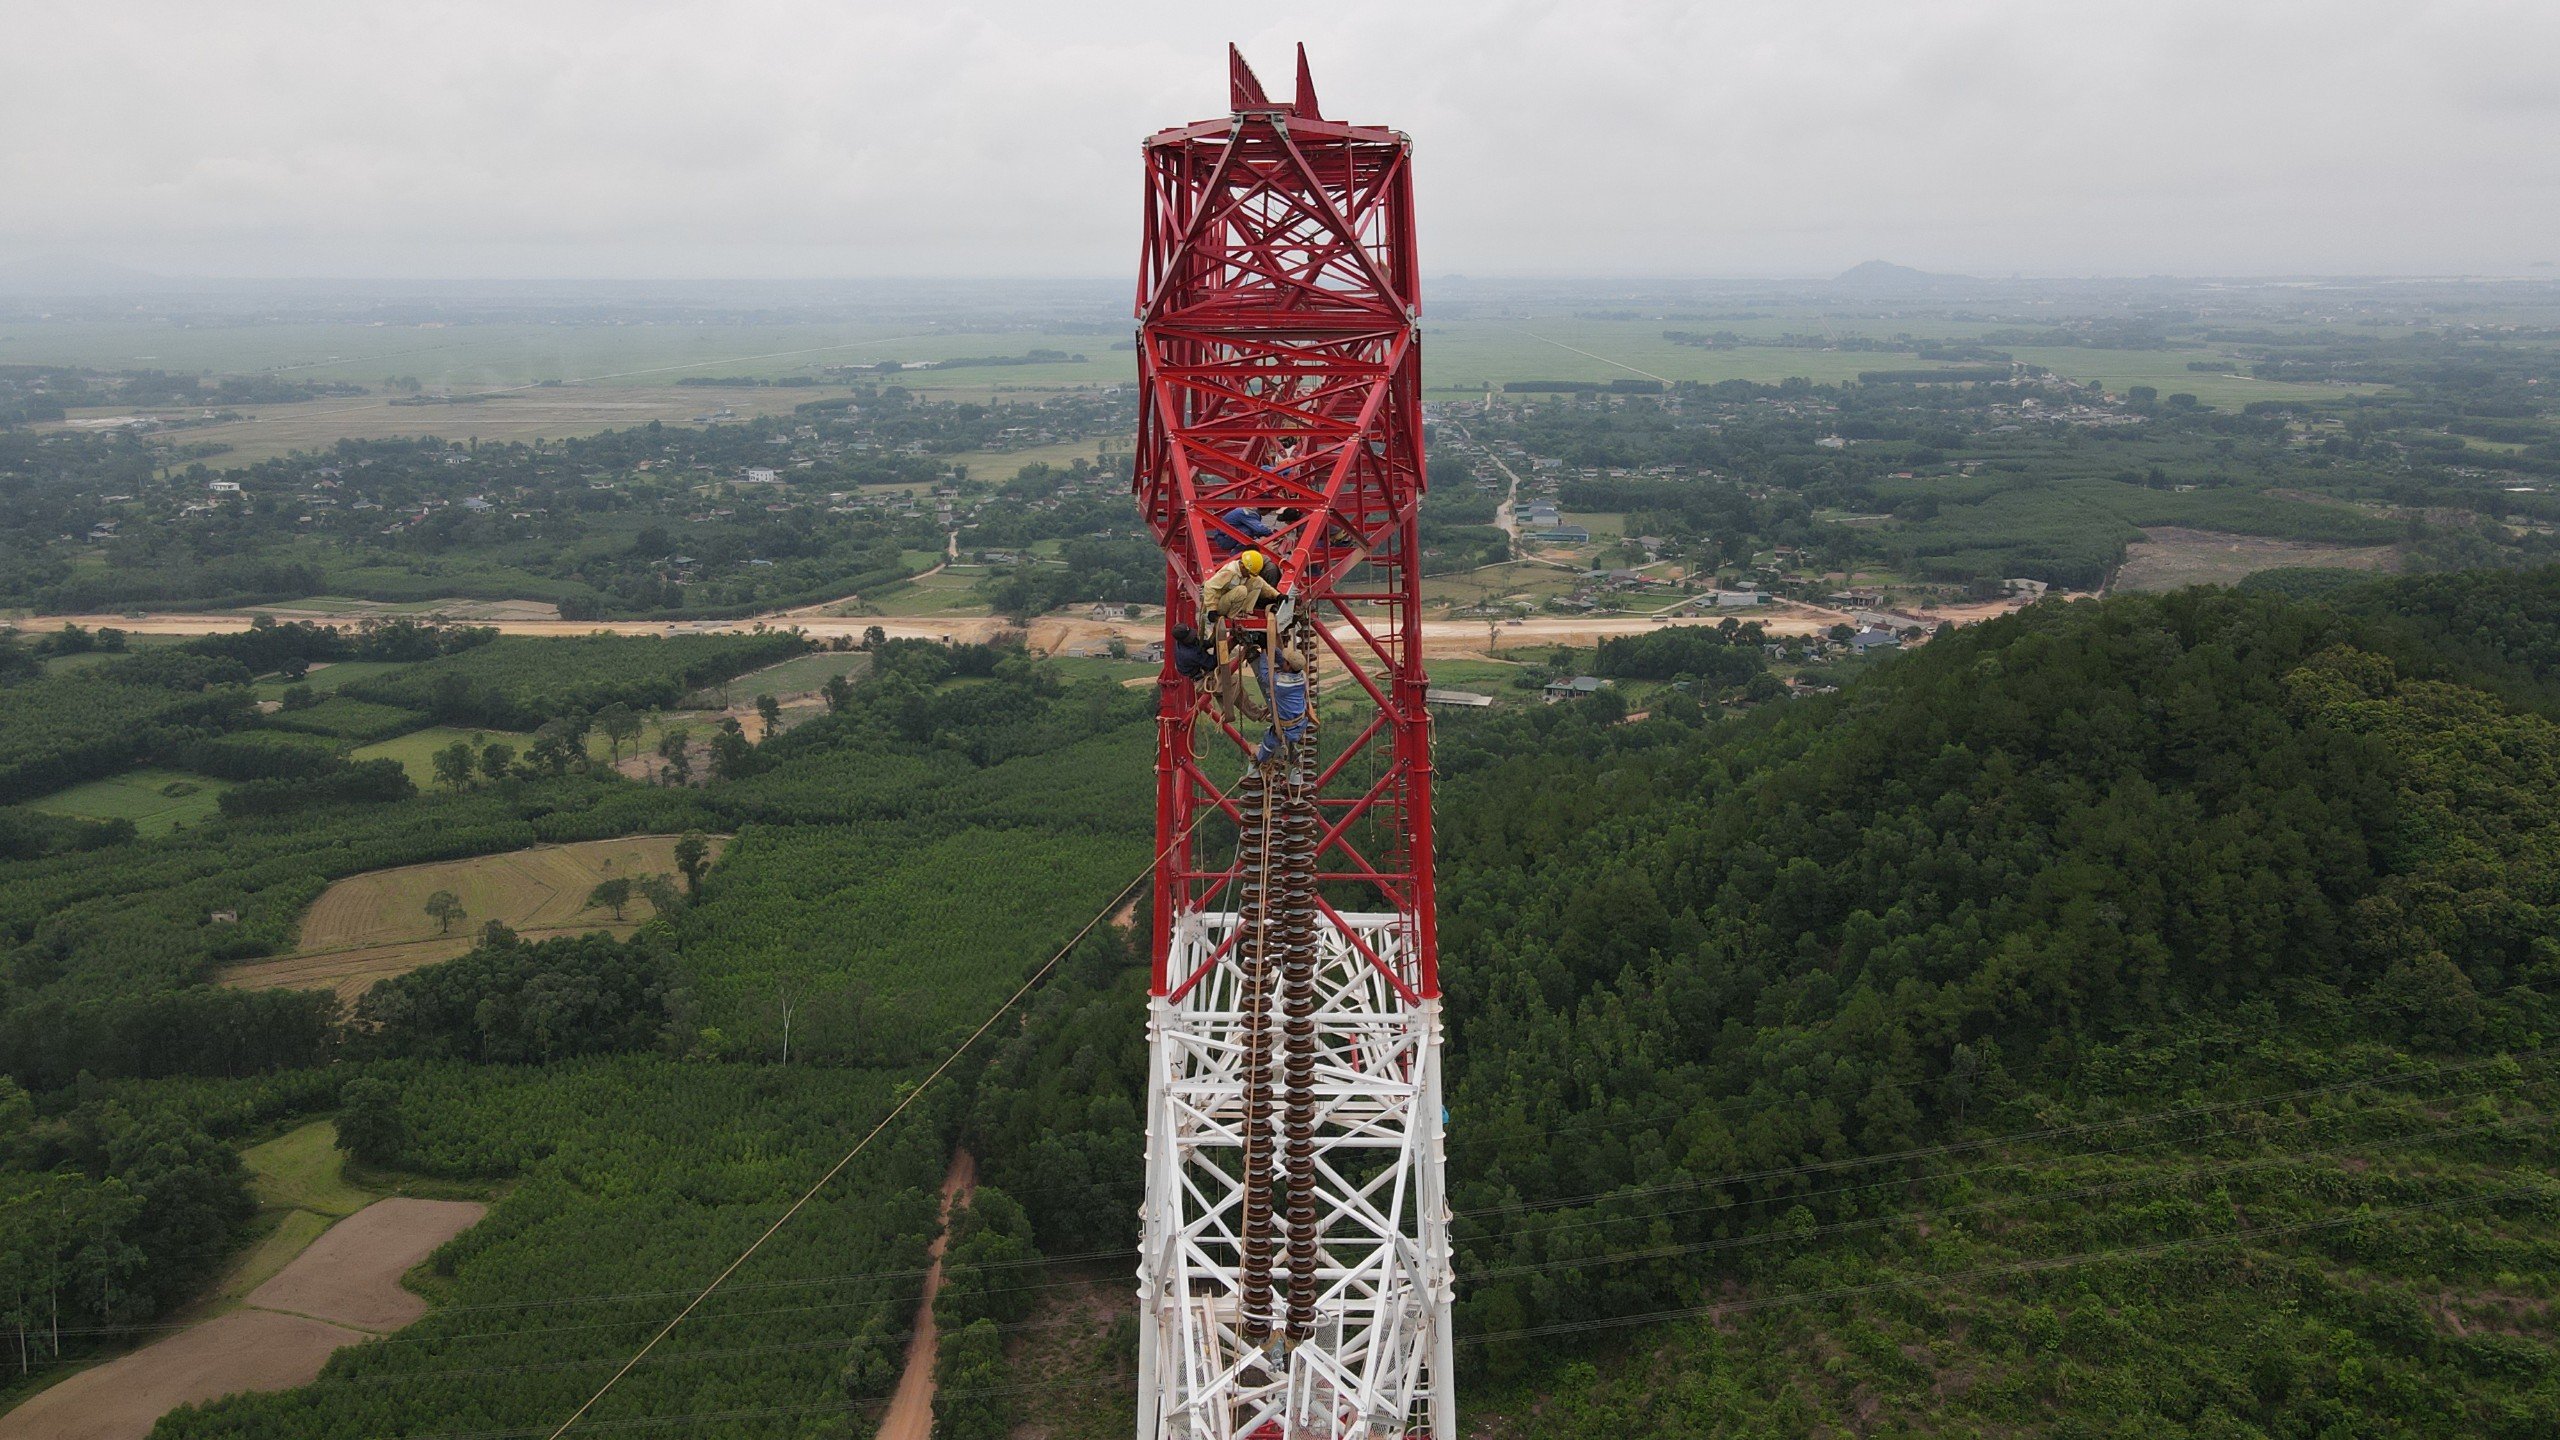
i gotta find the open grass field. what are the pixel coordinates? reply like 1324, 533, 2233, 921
1420, 319, 1912, 393
1415, 318, 2401, 405
244, 1120, 379, 1219
1425, 656, 1537, 684
944, 435, 1120, 481
1997, 345, 2392, 407
685, 649, 870, 707
33, 639, 187, 673
221, 833, 729, 1003
27, 768, 231, 835
1420, 560, 1587, 612
2110, 526, 2400, 593
47, 386, 838, 467
249, 658, 410, 700
861, 567, 994, 617
0, 318, 1122, 390
11, 315, 1144, 466
1044, 655, 1157, 686
348, 725, 538, 786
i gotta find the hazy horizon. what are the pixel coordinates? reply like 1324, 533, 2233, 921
6, 263, 2558, 294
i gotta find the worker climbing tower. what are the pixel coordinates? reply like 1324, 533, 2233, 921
1131, 46, 1452, 1440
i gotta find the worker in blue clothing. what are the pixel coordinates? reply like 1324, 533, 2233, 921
1253, 642, 1317, 766
1172, 621, 1265, 725
1209, 505, 1279, 557
1168, 623, 1215, 683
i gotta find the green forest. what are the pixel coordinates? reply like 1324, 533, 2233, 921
4, 544, 2560, 1436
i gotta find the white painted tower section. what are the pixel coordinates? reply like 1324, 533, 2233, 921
1137, 910, 1454, 1439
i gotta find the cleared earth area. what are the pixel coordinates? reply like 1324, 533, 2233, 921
0, 1198, 485, 1440
2111, 525, 2399, 592
222, 834, 728, 1003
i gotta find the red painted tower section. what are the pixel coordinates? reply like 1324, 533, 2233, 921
1135, 45, 1435, 1006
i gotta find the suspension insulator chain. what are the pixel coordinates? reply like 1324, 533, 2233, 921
1235, 768, 1281, 1345
1281, 727, 1322, 1343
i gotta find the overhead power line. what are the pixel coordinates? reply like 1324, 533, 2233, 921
536, 813, 1203, 1440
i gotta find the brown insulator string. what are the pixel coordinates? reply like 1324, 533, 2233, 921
1234, 766, 1280, 1345
1280, 726, 1322, 1342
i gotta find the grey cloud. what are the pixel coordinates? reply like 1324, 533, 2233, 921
1, 0, 2552, 278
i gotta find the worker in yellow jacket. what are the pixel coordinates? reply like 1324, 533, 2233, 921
1199, 550, 1281, 726
1202, 548, 1280, 624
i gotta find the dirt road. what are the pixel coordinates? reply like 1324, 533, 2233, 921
18, 549, 2050, 656
877, 1150, 979, 1440
21, 601, 1878, 652
0, 1198, 485, 1440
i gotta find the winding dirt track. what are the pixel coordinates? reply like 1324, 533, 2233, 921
877, 1151, 978, 1440
0, 1198, 485, 1440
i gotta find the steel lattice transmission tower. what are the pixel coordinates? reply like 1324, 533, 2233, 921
1130, 45, 1452, 1440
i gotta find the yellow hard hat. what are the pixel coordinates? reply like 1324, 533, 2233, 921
1240, 550, 1267, 575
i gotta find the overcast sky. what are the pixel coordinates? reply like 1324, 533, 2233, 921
4, 0, 2554, 280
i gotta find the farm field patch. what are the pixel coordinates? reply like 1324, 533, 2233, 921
349, 726, 537, 786
244, 1120, 378, 1219
860, 569, 995, 617
252, 596, 564, 623
213, 1211, 334, 1309
250, 659, 410, 699
1420, 560, 1586, 611
1997, 346, 2392, 406
685, 650, 870, 707
27, 768, 231, 835
944, 435, 1119, 480
46, 386, 835, 467
221, 834, 728, 1003
1418, 322, 1930, 393
0, 319, 1105, 391
1409, 319, 2408, 405
0, 1194, 484, 1440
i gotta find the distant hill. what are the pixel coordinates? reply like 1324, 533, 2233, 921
1831, 258, 1973, 290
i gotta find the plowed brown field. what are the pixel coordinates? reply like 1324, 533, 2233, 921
0, 1198, 484, 1440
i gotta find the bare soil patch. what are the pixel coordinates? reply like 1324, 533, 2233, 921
0, 1311, 368, 1440
0, 1198, 483, 1440
2112, 527, 2397, 594
245, 1198, 485, 1332
264, 597, 563, 623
